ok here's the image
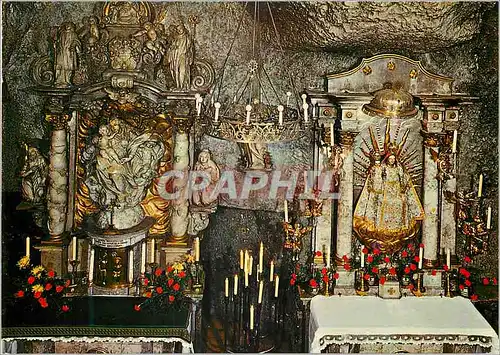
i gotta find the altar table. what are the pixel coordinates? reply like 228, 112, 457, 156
2, 296, 194, 353
309, 296, 499, 353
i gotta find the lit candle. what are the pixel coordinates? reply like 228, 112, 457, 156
214, 102, 221, 122
141, 242, 146, 274
259, 242, 264, 273
25, 237, 30, 258
330, 123, 334, 146
418, 246, 423, 269
250, 304, 254, 330
197, 97, 203, 116
452, 130, 457, 153
487, 206, 492, 229
284, 200, 289, 222
245, 270, 249, 287
274, 275, 279, 297
301, 93, 307, 105
286, 91, 292, 107
269, 261, 274, 282
245, 105, 252, 125
240, 249, 244, 270
150, 239, 155, 263
128, 249, 134, 284
326, 246, 331, 268
244, 250, 249, 273
478, 174, 483, 198
72, 236, 77, 261
195, 237, 200, 262
278, 105, 284, 126
249, 256, 253, 276
446, 248, 451, 269
360, 246, 364, 268
234, 274, 238, 295
89, 248, 95, 283
225, 277, 229, 298
303, 103, 309, 123
258, 280, 263, 304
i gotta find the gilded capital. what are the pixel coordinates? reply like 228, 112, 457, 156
339, 131, 358, 146
45, 114, 71, 130
173, 117, 193, 134
421, 131, 442, 147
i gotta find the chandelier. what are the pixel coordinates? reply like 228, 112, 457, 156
200, 3, 309, 151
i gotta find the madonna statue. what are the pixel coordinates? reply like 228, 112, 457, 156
353, 124, 424, 254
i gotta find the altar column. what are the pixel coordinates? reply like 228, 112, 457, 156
169, 116, 193, 247
421, 133, 440, 267
335, 131, 358, 263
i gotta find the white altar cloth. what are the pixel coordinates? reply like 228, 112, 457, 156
309, 295, 499, 353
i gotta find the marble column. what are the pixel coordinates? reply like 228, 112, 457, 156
46, 114, 71, 242
335, 131, 358, 264
169, 117, 192, 246
441, 175, 457, 256
422, 134, 440, 267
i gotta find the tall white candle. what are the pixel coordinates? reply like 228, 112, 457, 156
452, 130, 457, 153
244, 250, 249, 273
259, 242, 264, 273
245, 105, 252, 125
269, 261, 274, 282
258, 280, 263, 304
240, 250, 244, 269
249, 256, 253, 276
284, 200, 289, 222
128, 249, 134, 284
25, 237, 30, 258
245, 270, 249, 287
303, 103, 309, 123
301, 93, 307, 105
446, 248, 451, 269
150, 239, 155, 263
286, 92, 292, 107
89, 248, 95, 283
234, 274, 238, 295
225, 277, 229, 298
274, 275, 279, 297
330, 123, 334, 146
195, 237, 200, 262
360, 246, 365, 268
278, 105, 284, 126
487, 206, 492, 229
214, 102, 221, 122
326, 245, 331, 268
141, 242, 146, 274
72, 236, 77, 261
418, 247, 423, 269
478, 174, 483, 198
250, 304, 254, 330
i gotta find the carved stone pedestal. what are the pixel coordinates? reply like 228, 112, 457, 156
334, 269, 354, 287
35, 241, 69, 275
161, 245, 190, 267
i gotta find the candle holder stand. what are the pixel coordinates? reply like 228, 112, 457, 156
355, 269, 369, 296
192, 262, 203, 294
69, 260, 80, 286
444, 271, 454, 298
412, 271, 426, 297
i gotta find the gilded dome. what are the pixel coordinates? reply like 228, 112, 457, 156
362, 82, 418, 119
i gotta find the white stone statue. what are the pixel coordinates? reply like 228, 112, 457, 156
83, 118, 165, 230
165, 19, 194, 90
54, 22, 81, 87
191, 149, 220, 210
20, 146, 48, 204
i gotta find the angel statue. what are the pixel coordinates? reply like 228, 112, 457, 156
191, 149, 220, 211
283, 221, 313, 261
20, 145, 48, 204
165, 19, 194, 90
353, 121, 424, 254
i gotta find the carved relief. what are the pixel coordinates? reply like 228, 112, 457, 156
20, 145, 48, 205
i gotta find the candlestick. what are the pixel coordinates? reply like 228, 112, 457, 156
149, 239, 155, 263
278, 105, 284, 126
360, 246, 364, 268
452, 130, 457, 153
240, 249, 244, 269
245, 105, 252, 125
89, 248, 95, 284
284, 200, 289, 222
25, 237, 30, 258
128, 249, 134, 284
214, 102, 221, 122
418, 246, 423, 269
301, 93, 307, 105
259, 242, 264, 273
286, 91, 291, 107
258, 280, 263, 304
225, 277, 229, 298
194, 237, 200, 262
141, 242, 146, 274
330, 123, 334, 146
274, 275, 279, 297
478, 174, 483, 198
487, 206, 492, 229
245, 270, 249, 287
250, 304, 254, 330
234, 274, 238, 295
326, 246, 331, 268
446, 248, 451, 269
303, 103, 309, 123
269, 261, 274, 282
72, 236, 77, 261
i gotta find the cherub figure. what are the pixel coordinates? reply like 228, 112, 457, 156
283, 221, 313, 261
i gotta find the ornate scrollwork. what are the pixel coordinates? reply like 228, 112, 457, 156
31, 56, 54, 86
191, 59, 215, 91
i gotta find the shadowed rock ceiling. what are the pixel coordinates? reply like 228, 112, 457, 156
266, 1, 492, 52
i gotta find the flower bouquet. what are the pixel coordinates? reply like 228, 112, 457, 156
290, 262, 338, 296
